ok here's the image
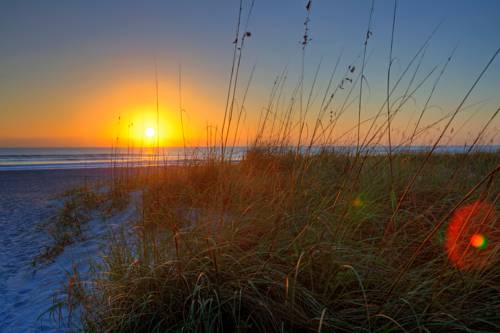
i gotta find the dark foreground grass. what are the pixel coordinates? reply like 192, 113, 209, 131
58, 150, 499, 332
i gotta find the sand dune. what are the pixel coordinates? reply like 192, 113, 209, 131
0, 169, 136, 332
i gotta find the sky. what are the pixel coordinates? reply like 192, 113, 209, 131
1, 0, 499, 147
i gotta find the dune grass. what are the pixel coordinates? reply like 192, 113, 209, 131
55, 150, 499, 332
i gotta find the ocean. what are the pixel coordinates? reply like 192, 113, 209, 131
0, 147, 248, 171
0, 146, 498, 171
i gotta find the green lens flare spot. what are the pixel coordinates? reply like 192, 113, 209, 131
470, 233, 488, 250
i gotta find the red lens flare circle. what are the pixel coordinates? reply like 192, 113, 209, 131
445, 201, 497, 270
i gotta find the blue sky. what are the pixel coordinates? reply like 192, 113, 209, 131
1, 0, 499, 146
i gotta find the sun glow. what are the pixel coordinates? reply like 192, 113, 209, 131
105, 101, 195, 147
145, 127, 155, 138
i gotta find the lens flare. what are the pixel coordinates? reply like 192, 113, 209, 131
470, 233, 487, 250
445, 201, 497, 270
353, 197, 363, 208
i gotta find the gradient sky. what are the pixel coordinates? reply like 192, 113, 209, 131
1, 0, 499, 147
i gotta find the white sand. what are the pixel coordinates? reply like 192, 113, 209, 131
0, 169, 137, 332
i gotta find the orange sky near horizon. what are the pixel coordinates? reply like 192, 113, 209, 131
0, 74, 497, 148
0, 74, 231, 148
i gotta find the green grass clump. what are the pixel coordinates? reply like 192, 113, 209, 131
36, 184, 130, 264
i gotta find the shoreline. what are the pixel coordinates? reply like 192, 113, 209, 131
0, 146, 498, 172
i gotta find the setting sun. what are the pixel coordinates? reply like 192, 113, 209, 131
145, 127, 155, 138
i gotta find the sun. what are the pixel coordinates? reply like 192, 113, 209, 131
145, 127, 155, 138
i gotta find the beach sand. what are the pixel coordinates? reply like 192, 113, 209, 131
0, 169, 136, 332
